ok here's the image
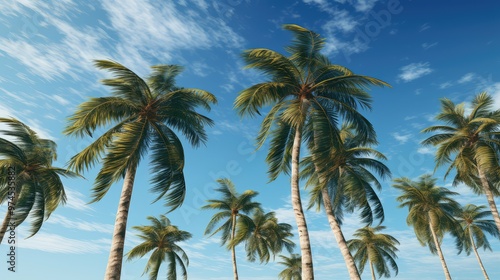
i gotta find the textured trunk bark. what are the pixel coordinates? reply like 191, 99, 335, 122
291, 121, 314, 280
477, 167, 500, 233
321, 187, 361, 280
231, 214, 239, 280
469, 228, 489, 280
104, 164, 137, 280
428, 215, 452, 280
370, 260, 376, 280
0, 189, 19, 244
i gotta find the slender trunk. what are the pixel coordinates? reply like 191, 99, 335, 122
291, 119, 314, 280
0, 189, 19, 244
428, 215, 452, 280
231, 214, 239, 280
469, 228, 490, 280
321, 187, 361, 280
477, 167, 500, 233
104, 164, 137, 280
370, 260, 376, 280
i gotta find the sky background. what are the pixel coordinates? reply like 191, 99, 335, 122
1, 0, 500, 279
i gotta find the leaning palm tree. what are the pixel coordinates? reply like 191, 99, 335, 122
202, 178, 260, 280
64, 60, 216, 280
455, 204, 499, 280
347, 226, 399, 280
302, 123, 390, 279
0, 118, 78, 243
126, 215, 191, 280
278, 253, 302, 280
232, 208, 295, 263
393, 174, 460, 280
234, 24, 389, 279
422, 92, 500, 232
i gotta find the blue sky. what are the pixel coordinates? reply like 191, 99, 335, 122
1, 0, 500, 279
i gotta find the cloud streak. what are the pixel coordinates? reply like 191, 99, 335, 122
398, 62, 433, 82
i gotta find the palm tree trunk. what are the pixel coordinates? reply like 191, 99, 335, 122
291, 122, 314, 280
428, 216, 452, 280
104, 164, 137, 280
321, 187, 361, 280
231, 214, 239, 280
477, 167, 500, 233
0, 189, 19, 244
469, 229, 490, 280
370, 260, 376, 280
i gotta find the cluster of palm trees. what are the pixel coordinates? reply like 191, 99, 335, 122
390, 92, 500, 280
1, 23, 500, 280
202, 178, 295, 279
394, 175, 499, 280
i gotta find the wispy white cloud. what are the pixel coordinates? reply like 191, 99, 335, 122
458, 72, 476, 84
391, 132, 412, 144
46, 214, 114, 234
422, 42, 438, 50
353, 0, 379, 12
439, 81, 453, 89
64, 187, 93, 212
486, 82, 500, 109
417, 146, 435, 155
1, 0, 244, 82
18, 231, 110, 254
398, 62, 433, 82
419, 23, 430, 32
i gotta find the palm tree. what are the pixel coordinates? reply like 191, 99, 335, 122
0, 118, 78, 243
234, 24, 389, 279
202, 178, 260, 280
302, 124, 390, 279
347, 226, 399, 280
232, 208, 295, 263
393, 174, 460, 280
422, 92, 500, 232
126, 215, 191, 280
64, 60, 216, 280
455, 204, 499, 280
278, 253, 302, 280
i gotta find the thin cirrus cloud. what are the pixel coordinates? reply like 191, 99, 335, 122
0, 0, 244, 82
398, 62, 433, 82
391, 132, 412, 144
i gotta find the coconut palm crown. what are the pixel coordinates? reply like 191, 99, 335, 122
64, 60, 216, 280
234, 23, 389, 279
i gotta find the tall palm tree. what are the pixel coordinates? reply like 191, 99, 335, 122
64, 60, 216, 280
301, 124, 390, 279
202, 178, 260, 280
234, 24, 389, 279
126, 215, 191, 280
393, 174, 461, 280
347, 226, 399, 280
455, 204, 499, 280
421, 92, 500, 232
0, 118, 78, 243
278, 253, 302, 280
232, 208, 295, 263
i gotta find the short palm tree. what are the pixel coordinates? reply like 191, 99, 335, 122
302, 124, 390, 279
455, 204, 499, 280
422, 92, 500, 232
278, 253, 302, 280
347, 226, 399, 280
393, 174, 460, 280
0, 118, 78, 243
64, 60, 216, 280
234, 24, 388, 279
126, 215, 191, 280
202, 178, 260, 280
232, 208, 295, 263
